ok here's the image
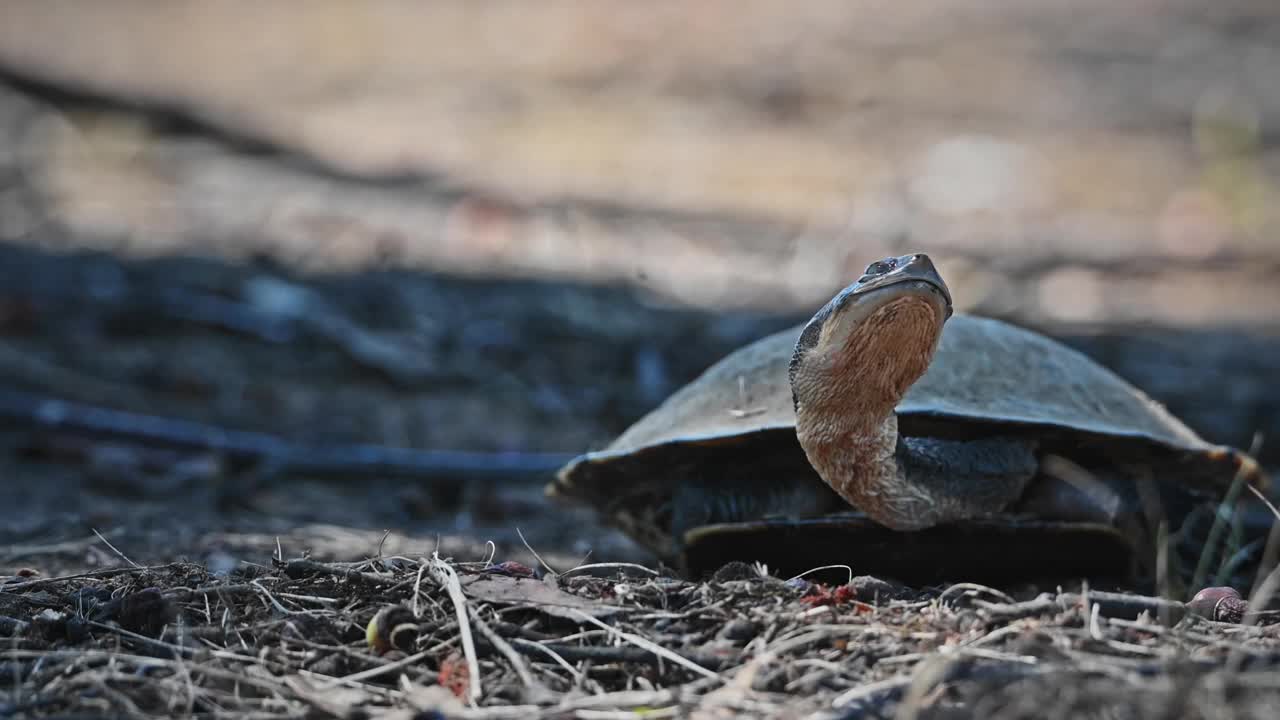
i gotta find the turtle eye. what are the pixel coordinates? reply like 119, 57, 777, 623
863, 257, 899, 277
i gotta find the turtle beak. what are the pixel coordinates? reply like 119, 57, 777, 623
854, 253, 951, 301
842, 253, 953, 318
797, 252, 954, 365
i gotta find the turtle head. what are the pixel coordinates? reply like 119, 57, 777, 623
788, 253, 952, 422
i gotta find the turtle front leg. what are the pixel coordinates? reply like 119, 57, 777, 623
891, 434, 1040, 528
1013, 454, 1132, 525
669, 469, 847, 542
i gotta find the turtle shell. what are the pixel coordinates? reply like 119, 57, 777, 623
551, 314, 1265, 573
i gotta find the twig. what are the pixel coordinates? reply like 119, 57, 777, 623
84, 620, 199, 660
470, 609, 540, 693
3, 564, 178, 592
89, 528, 141, 568
274, 591, 340, 606
483, 639, 728, 671
570, 610, 721, 681
412, 558, 430, 619
282, 674, 363, 719
516, 527, 558, 576
554, 689, 679, 712
973, 591, 1186, 623
938, 582, 1016, 605
961, 622, 1029, 648
282, 559, 399, 586
429, 552, 483, 705
788, 565, 854, 584
1246, 483, 1280, 522
4, 649, 294, 697
828, 674, 913, 710
250, 579, 295, 615
330, 649, 434, 687
759, 628, 862, 660
560, 563, 659, 578
507, 639, 583, 683
969, 595, 1065, 621
1193, 455, 1255, 592
574, 708, 681, 720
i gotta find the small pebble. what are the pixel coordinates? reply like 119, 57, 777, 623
484, 560, 536, 578
849, 575, 912, 602
718, 619, 759, 643
116, 587, 176, 638
712, 561, 761, 583
783, 577, 812, 593
31, 608, 69, 642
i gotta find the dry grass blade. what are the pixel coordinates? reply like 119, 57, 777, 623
1192, 452, 1255, 593
469, 609, 545, 698
561, 563, 659, 578
89, 529, 141, 569
571, 610, 722, 681
428, 551, 483, 705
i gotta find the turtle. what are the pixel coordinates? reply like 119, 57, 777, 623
548, 253, 1269, 584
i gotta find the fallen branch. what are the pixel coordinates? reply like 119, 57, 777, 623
0, 387, 573, 481
973, 590, 1188, 623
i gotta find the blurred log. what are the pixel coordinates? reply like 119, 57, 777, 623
0, 243, 1276, 471
0, 388, 574, 481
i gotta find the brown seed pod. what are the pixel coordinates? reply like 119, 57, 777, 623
1187, 586, 1247, 624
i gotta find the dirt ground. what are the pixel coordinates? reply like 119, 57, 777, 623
5, 555, 1280, 719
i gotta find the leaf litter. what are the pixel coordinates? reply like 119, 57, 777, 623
4, 540, 1280, 720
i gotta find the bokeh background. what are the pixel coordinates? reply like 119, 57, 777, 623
1, 1, 1278, 569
